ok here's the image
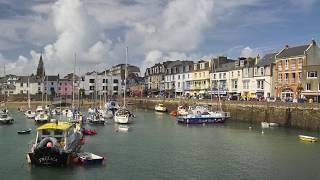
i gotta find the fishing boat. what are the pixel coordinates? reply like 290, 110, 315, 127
155, 104, 167, 112
0, 113, 14, 124
17, 129, 32, 134
114, 47, 134, 124
77, 152, 105, 165
105, 100, 120, 115
27, 121, 83, 166
298, 135, 318, 143
62, 108, 73, 118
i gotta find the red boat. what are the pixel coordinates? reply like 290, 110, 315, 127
82, 128, 97, 136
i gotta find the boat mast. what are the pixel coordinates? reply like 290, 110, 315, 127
72, 53, 76, 108
45, 76, 48, 106
124, 47, 128, 108
212, 58, 222, 111
28, 78, 31, 109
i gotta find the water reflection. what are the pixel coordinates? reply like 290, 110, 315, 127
115, 124, 130, 133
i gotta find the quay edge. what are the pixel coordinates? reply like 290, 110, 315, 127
126, 97, 320, 131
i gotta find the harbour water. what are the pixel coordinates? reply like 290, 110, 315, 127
1, 108, 320, 179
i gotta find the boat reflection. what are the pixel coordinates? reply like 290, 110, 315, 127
115, 124, 130, 133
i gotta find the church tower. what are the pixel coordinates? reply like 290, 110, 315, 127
36, 54, 45, 79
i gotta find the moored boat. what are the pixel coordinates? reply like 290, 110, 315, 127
0, 113, 14, 124
114, 108, 134, 124
77, 152, 105, 165
177, 105, 188, 116
27, 121, 83, 166
155, 104, 167, 112
177, 106, 230, 124
261, 122, 279, 128
25, 110, 36, 119
298, 135, 318, 142
18, 129, 32, 134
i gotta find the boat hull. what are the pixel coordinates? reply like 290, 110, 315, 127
177, 116, 225, 124
0, 119, 14, 124
27, 149, 71, 166
298, 135, 318, 143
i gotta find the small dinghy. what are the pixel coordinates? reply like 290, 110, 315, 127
82, 128, 97, 136
17, 129, 32, 134
298, 135, 318, 143
77, 152, 105, 165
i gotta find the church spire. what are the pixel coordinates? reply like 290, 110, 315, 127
36, 54, 45, 79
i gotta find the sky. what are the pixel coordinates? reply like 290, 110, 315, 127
0, 0, 320, 76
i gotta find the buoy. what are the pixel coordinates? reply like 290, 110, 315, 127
46, 142, 53, 148
261, 130, 264, 134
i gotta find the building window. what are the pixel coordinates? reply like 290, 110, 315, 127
231, 72, 234, 78
219, 73, 222, 79
178, 75, 180, 80
285, 73, 289, 81
260, 68, 264, 76
51, 82, 54, 85
89, 79, 95, 83
20, 90, 23, 94
113, 86, 118, 91
238, 71, 240, 77
199, 73, 201, 78
188, 74, 190, 78
278, 73, 282, 81
20, 83, 23, 87
58, 87, 61, 90
299, 72, 302, 80
232, 80, 237, 89
307, 71, 318, 78
195, 73, 197, 78
257, 80, 264, 89
178, 82, 180, 88
60, 83, 62, 85
89, 86, 94, 90
223, 73, 226, 79
113, 79, 118, 83
213, 74, 216, 79
65, 88, 67, 91
182, 74, 185, 79
285, 60, 289, 69
306, 83, 311, 91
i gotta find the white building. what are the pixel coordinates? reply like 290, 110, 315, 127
80, 71, 122, 96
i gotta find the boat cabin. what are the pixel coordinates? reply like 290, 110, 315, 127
35, 122, 75, 148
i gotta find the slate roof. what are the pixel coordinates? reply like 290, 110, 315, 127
47, 75, 59, 81
256, 53, 277, 67
276, 45, 310, 59
215, 62, 235, 72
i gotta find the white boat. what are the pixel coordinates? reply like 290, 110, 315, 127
114, 108, 134, 124
114, 47, 134, 124
87, 113, 105, 124
25, 79, 36, 119
62, 108, 73, 118
177, 105, 188, 116
0, 113, 14, 124
98, 109, 113, 119
25, 110, 36, 119
155, 104, 167, 112
35, 112, 50, 123
261, 122, 279, 128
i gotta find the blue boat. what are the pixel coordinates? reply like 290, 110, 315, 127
176, 106, 230, 124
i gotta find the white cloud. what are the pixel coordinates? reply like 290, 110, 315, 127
1, 0, 316, 76
240, 47, 259, 58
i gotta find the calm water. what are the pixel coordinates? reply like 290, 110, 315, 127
1, 108, 320, 180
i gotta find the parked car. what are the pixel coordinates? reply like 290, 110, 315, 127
267, 97, 276, 102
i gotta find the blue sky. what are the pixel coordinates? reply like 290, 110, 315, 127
0, 0, 319, 75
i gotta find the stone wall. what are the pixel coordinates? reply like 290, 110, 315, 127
127, 98, 320, 131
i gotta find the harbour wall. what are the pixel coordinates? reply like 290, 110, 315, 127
126, 97, 320, 131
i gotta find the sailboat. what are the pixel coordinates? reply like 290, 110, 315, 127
114, 47, 134, 124
0, 65, 14, 124
35, 67, 50, 123
25, 78, 36, 119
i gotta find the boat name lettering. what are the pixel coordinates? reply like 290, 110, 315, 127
38, 156, 58, 163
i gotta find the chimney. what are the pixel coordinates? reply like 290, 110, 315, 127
255, 54, 260, 65
285, 45, 289, 48
312, 39, 316, 46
